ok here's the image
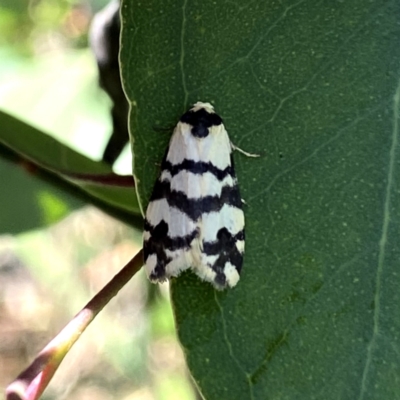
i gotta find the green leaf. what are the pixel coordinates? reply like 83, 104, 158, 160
0, 155, 82, 233
120, 1, 400, 399
0, 110, 141, 228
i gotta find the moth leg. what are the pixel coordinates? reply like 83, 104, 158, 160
230, 142, 260, 158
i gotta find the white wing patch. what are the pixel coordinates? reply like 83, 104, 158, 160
143, 101, 246, 290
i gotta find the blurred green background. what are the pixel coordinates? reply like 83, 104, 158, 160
0, 0, 131, 172
0, 1, 196, 399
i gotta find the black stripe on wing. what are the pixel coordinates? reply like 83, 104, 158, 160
144, 219, 199, 280
202, 227, 245, 287
148, 180, 242, 221
144, 219, 199, 254
162, 159, 235, 181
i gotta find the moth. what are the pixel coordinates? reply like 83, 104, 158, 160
143, 102, 252, 289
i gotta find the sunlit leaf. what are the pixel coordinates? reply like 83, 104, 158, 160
0, 110, 141, 231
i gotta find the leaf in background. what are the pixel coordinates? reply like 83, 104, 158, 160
0, 156, 82, 233
120, 0, 400, 399
0, 110, 141, 228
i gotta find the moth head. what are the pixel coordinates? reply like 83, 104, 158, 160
180, 101, 223, 139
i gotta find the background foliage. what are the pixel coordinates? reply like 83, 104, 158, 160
0, 1, 195, 399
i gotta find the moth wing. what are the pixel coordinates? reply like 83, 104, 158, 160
195, 188, 245, 289
143, 130, 202, 282
144, 174, 199, 283
182, 125, 245, 289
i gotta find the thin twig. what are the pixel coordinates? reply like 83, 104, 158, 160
6, 249, 144, 400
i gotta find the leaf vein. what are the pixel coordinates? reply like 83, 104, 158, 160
214, 292, 254, 399
357, 69, 400, 400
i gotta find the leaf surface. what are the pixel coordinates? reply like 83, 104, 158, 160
120, 1, 400, 399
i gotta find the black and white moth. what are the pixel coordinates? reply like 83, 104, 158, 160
143, 102, 246, 290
